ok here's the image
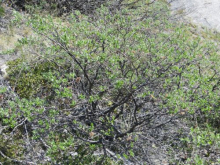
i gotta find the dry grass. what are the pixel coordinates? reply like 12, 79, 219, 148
0, 33, 22, 51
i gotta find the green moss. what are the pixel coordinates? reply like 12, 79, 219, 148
6, 57, 69, 99
0, 134, 24, 163
0, 5, 4, 17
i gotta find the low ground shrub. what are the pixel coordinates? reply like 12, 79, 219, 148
1, 0, 219, 164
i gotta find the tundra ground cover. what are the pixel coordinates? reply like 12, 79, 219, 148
0, 0, 219, 164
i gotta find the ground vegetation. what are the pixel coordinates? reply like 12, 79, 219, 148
0, 0, 219, 164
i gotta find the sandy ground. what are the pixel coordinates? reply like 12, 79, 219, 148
169, 0, 220, 31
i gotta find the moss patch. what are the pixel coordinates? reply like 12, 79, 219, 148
6, 57, 71, 99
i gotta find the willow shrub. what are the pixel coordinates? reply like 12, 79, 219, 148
2, 0, 220, 164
